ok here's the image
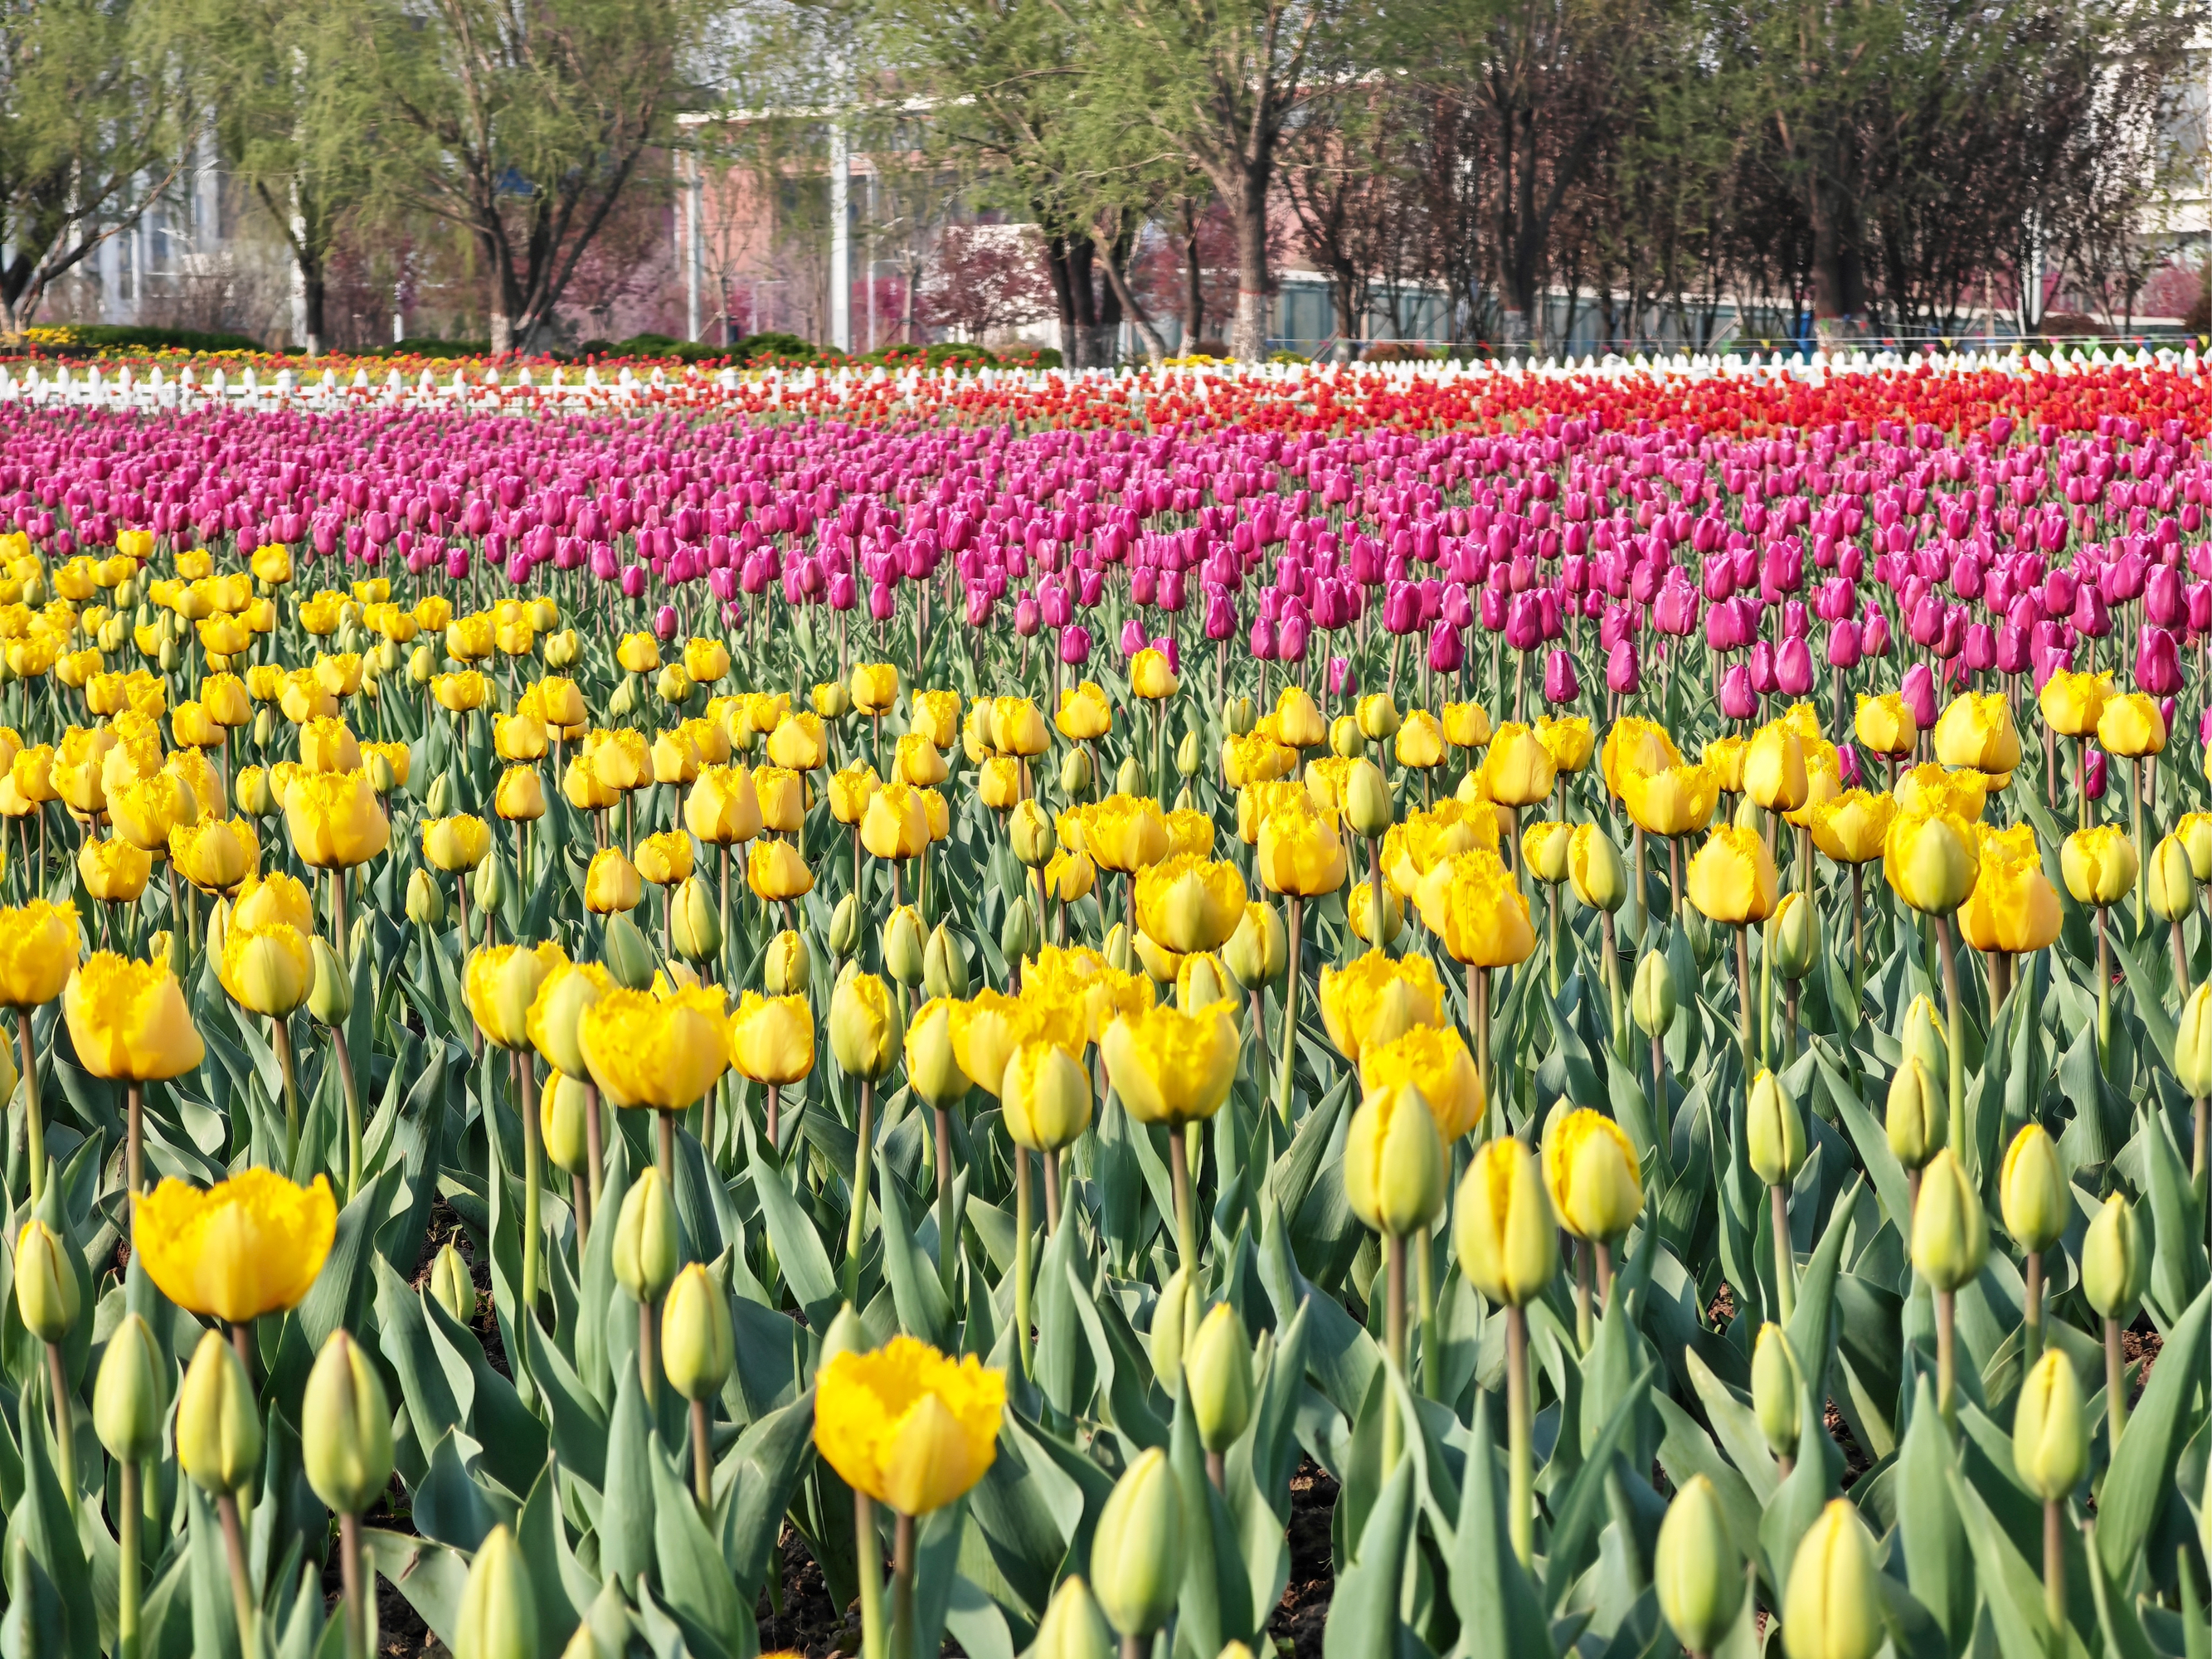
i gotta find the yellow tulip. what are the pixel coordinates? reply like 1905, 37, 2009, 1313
2060, 825, 2138, 908
1436, 853, 1536, 969
1543, 1108, 1643, 1242
218, 922, 314, 1016
0, 901, 77, 1007
1359, 1024, 1483, 1141
1685, 825, 1780, 925
1600, 717, 1680, 798
2039, 669, 2112, 738
1318, 949, 1446, 1062
747, 837, 814, 901
1254, 793, 1347, 897
578, 985, 729, 1110
64, 953, 204, 1080
1884, 810, 1980, 916
1743, 722, 1808, 812
2098, 692, 2166, 759
465, 942, 568, 1051
1101, 1001, 1241, 1126
1932, 693, 2024, 773
284, 771, 390, 868
132, 1170, 336, 1323
1622, 764, 1719, 839
1480, 723, 1557, 807
1442, 702, 1492, 748
585, 848, 643, 912
1454, 1136, 1558, 1306
850, 662, 900, 713
813, 1335, 1004, 1515
79, 836, 153, 901
1805, 790, 1894, 865
1087, 794, 1171, 874
729, 992, 815, 1086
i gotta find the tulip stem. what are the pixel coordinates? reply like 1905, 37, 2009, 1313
334, 1031, 362, 1205
1936, 1287, 1957, 1432
1169, 1127, 1200, 1281
1505, 1303, 1534, 1569
44, 1340, 74, 1503
844, 1078, 875, 1303
2104, 1314, 2128, 1452
1574, 1241, 1594, 1351
584, 1082, 605, 1212
1014, 1146, 1033, 1379
272, 1018, 300, 1173
215, 1491, 260, 1655
339, 1511, 366, 1659
1416, 1228, 1439, 1400
1382, 1230, 1406, 1473
1733, 926, 1753, 1093
519, 1053, 542, 1321
2043, 1497, 2065, 1652
890, 1510, 916, 1659
690, 1397, 714, 1515
934, 1106, 958, 1298
119, 1462, 142, 1659
2025, 1248, 2045, 1364
639, 1297, 660, 1408
1850, 865, 1865, 1019
1271, 898, 1302, 1123
2094, 908, 2112, 1068
854, 1492, 886, 1659
1935, 915, 1965, 1158
1770, 1181, 1795, 1326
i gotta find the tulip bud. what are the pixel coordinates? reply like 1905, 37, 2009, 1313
425, 770, 455, 817
1178, 951, 1235, 1014
2082, 1192, 2148, 1321
177, 1328, 262, 1495
1104, 922, 1133, 972
662, 1262, 735, 1401
455, 1525, 538, 1659
1060, 746, 1095, 798
1223, 696, 1256, 737
1746, 1069, 1806, 1188
762, 927, 812, 996
669, 877, 722, 964
474, 852, 507, 912
1751, 1324, 1801, 1462
1654, 1475, 1743, 1655
602, 912, 655, 990
0, 1040, 14, 1115
883, 904, 926, 985
1033, 1576, 1114, 1659
1344, 758, 1393, 839
1768, 892, 1817, 981
1571, 828, 1626, 912
2012, 1349, 2087, 1504
1010, 800, 1057, 867
532, 1071, 587, 1174
1884, 1055, 1943, 1170
1090, 1447, 1185, 1638
1223, 902, 1286, 988
1114, 755, 1145, 797
922, 923, 970, 1000
1329, 716, 1364, 759
253, 707, 277, 749
610, 675, 639, 717
408, 645, 435, 684
1999, 1124, 2066, 1253
819, 1301, 868, 1370
829, 893, 863, 959
613, 1166, 682, 1305
1150, 1267, 1195, 1394
1911, 1148, 1989, 1293
1185, 1301, 1254, 1452
93, 1311, 168, 1464
1781, 1501, 1883, 1659
309, 938, 352, 1025
1001, 894, 1040, 964
406, 868, 445, 927
1899, 994, 1948, 1088
430, 1240, 475, 1326
1344, 1083, 1446, 1238
2149, 835, 2198, 922
1174, 727, 1202, 779
2176, 983, 2212, 1098
303, 1329, 395, 1515
1631, 951, 1676, 1037
14, 1219, 80, 1342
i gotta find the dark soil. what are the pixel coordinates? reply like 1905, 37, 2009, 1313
1267, 1460, 1339, 1659
756, 1525, 856, 1657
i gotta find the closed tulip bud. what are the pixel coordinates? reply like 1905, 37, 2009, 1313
829, 893, 863, 958
455, 1525, 537, 1659
2176, 983, 2212, 1097
1344, 1083, 1446, 1237
1001, 1040, 1091, 1150
1899, 993, 1947, 1082
254, 705, 278, 747
602, 912, 655, 990
406, 868, 445, 927
922, 923, 970, 1000
2012, 1349, 2087, 1504
1061, 746, 1094, 798
1911, 1148, 1989, 1293
93, 1311, 168, 1463
1751, 1324, 1801, 1461
425, 770, 455, 816
1033, 1577, 1114, 1659
1999, 1124, 2066, 1252
1884, 1055, 1943, 1170
1090, 1447, 1185, 1638
1330, 716, 1365, 760
1544, 1108, 1643, 1240
819, 1303, 868, 1372
764, 928, 812, 996
1105, 922, 1133, 972
1455, 1135, 1558, 1306
1654, 1476, 1743, 1655
1010, 800, 1057, 867
883, 905, 927, 985
1185, 1301, 1254, 1453
1150, 1267, 1195, 1394
14, 1219, 79, 1340
1631, 951, 1677, 1037
303, 1329, 394, 1515
430, 1240, 475, 1326
1001, 894, 1040, 964
1781, 1501, 1882, 1659
1747, 1069, 1806, 1187
177, 1328, 262, 1494
829, 972, 901, 1078
1344, 758, 1393, 838
2149, 835, 2198, 922
612, 1166, 681, 1305
671, 877, 722, 963
1768, 892, 1817, 981
1568, 825, 1627, 912
1114, 755, 1145, 797
662, 1262, 735, 1401
1175, 727, 1202, 778
1223, 901, 1287, 987
2082, 1193, 2148, 1320
1223, 696, 1257, 737
473, 852, 506, 913
541, 1072, 590, 1174
309, 938, 352, 1025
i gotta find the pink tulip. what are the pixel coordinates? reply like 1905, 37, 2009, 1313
1607, 638, 1639, 693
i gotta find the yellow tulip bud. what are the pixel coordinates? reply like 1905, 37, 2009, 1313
612, 1166, 681, 1305
1654, 1476, 1743, 1655
1781, 1501, 1883, 1659
1089, 1447, 1184, 1638
2082, 1193, 2148, 1321
14, 1218, 80, 1340
430, 1241, 475, 1328
1033, 1576, 1115, 1659
2012, 1348, 2087, 1504
177, 1328, 262, 1495
661, 1262, 735, 1402
93, 1311, 168, 1463
1751, 1323, 1801, 1461
1884, 1055, 1944, 1171
1747, 1069, 1806, 1188
1185, 1301, 1254, 1453
1999, 1124, 2066, 1253
1768, 891, 1817, 980
2149, 834, 2198, 922
2176, 983, 2212, 1098
455, 1525, 538, 1659
1631, 951, 1677, 1037
1453, 1135, 1557, 1306
1910, 1148, 1989, 1293
302, 1329, 394, 1515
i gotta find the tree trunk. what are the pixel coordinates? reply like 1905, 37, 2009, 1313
1183, 211, 1206, 348
1231, 174, 1271, 362
1043, 233, 1078, 361
301, 258, 327, 358
1808, 182, 1860, 347
1096, 236, 1168, 366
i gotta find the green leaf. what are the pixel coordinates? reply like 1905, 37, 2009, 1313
1685, 1349, 1778, 1506
721, 1393, 819, 1598
1448, 1391, 1555, 1659
2099, 1279, 2212, 1585
654, 1434, 746, 1659
362, 1528, 469, 1651
1944, 1466, 2064, 1659
877, 1175, 952, 1348
750, 1142, 843, 1331
1320, 1454, 1413, 1659
1541, 1360, 1654, 1613
1894, 1376, 1973, 1649
2112, 925, 2180, 1076
1169, 1379, 1254, 1653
